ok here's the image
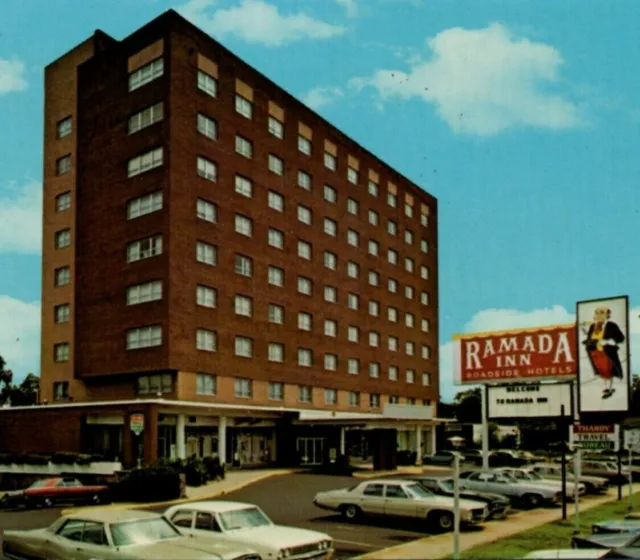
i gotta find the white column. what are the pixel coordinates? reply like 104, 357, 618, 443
339, 427, 346, 455
176, 414, 186, 460
431, 425, 437, 454
415, 426, 423, 465
218, 416, 227, 465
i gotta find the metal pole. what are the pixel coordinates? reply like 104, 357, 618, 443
618, 427, 623, 502
573, 448, 581, 535
453, 451, 460, 559
629, 445, 634, 512
481, 385, 489, 470
560, 405, 567, 520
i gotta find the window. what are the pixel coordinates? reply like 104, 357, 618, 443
388, 307, 398, 323
128, 191, 163, 219
348, 359, 359, 375
234, 214, 253, 237
127, 280, 162, 305
421, 239, 429, 253
268, 191, 284, 212
55, 229, 71, 249
368, 240, 379, 256
196, 242, 217, 265
269, 382, 284, 401
347, 261, 359, 279
129, 103, 164, 134
197, 198, 217, 223
370, 393, 381, 408
126, 325, 162, 349
387, 249, 398, 265
196, 285, 216, 308
54, 304, 70, 324
347, 230, 359, 247
269, 266, 284, 287
323, 185, 337, 203
54, 266, 70, 286
368, 180, 379, 197
298, 348, 313, 367
388, 336, 398, 352
324, 353, 337, 371
268, 116, 283, 138
369, 363, 380, 378
235, 254, 253, 277
234, 175, 253, 198
347, 198, 359, 215
389, 366, 398, 381
368, 271, 379, 287
234, 295, 253, 317
324, 218, 337, 237
423, 399, 432, 407
268, 228, 284, 249
369, 332, 380, 347
235, 94, 252, 118
128, 148, 162, 177
324, 251, 337, 270
234, 378, 253, 398
347, 167, 358, 184
348, 326, 359, 343
298, 170, 311, 191
324, 388, 337, 405
57, 155, 71, 175
406, 369, 415, 384
299, 386, 312, 403
369, 300, 379, 316
268, 304, 284, 324
347, 293, 359, 310
348, 391, 360, 407
129, 58, 163, 91
126, 235, 162, 262
53, 381, 69, 401
389, 395, 400, 404
405, 312, 415, 328
297, 276, 312, 295
387, 220, 397, 236
298, 135, 311, 155
197, 70, 217, 97
421, 291, 429, 306
421, 213, 429, 226
298, 312, 312, 331
235, 135, 253, 158
324, 152, 336, 170
57, 117, 72, 138
421, 266, 430, 280
297, 205, 312, 225
268, 154, 284, 175
235, 337, 253, 358
421, 319, 430, 333
388, 278, 398, 293
405, 203, 414, 218
405, 257, 415, 273
405, 341, 415, 356
324, 285, 337, 303
197, 374, 216, 395
55, 191, 72, 212
405, 285, 415, 299
298, 240, 312, 260
405, 229, 414, 245
136, 373, 172, 395
368, 210, 379, 226
197, 156, 217, 181
196, 329, 217, 352
268, 343, 284, 362
387, 192, 397, 207
324, 319, 337, 338
422, 372, 431, 386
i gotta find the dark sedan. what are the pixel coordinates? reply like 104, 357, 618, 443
409, 475, 511, 520
572, 530, 640, 550
421, 451, 457, 466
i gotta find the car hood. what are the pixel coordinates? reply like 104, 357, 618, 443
594, 520, 640, 533
425, 495, 487, 511
525, 549, 611, 559
127, 536, 254, 559
223, 525, 328, 549
576, 534, 637, 549
454, 489, 509, 504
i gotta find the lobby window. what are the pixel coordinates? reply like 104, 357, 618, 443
347, 167, 358, 184
347, 293, 359, 310
348, 359, 360, 375
127, 235, 163, 262
369, 393, 381, 408
127, 148, 163, 177
128, 191, 163, 220
137, 373, 172, 395
126, 280, 162, 305
323, 185, 337, 203
348, 391, 361, 407
129, 102, 164, 135
54, 303, 70, 324
197, 198, 217, 223
54, 266, 70, 286
347, 229, 359, 247
299, 386, 312, 404
235, 336, 253, 358
324, 353, 337, 371
368, 210, 379, 226
126, 325, 162, 350
234, 295, 253, 317
196, 285, 216, 308
407, 397, 416, 405
347, 198, 359, 215
298, 240, 312, 260
423, 399, 432, 406
55, 191, 72, 212
324, 388, 337, 405
388, 306, 398, 323
268, 343, 284, 362
57, 117, 72, 138
196, 241, 217, 265
406, 369, 415, 384
235, 135, 253, 159
298, 312, 312, 331
268, 190, 284, 212
387, 220, 397, 236
235, 254, 253, 277
324, 251, 337, 270
55, 229, 71, 249
197, 70, 217, 97
297, 205, 312, 225
324, 319, 337, 338
234, 214, 253, 237
196, 113, 217, 140
56, 155, 72, 176
324, 152, 336, 171
234, 378, 253, 398
298, 348, 313, 367
324, 285, 337, 303
324, 218, 337, 237
197, 156, 217, 181
269, 266, 284, 287
347, 261, 359, 279
268, 304, 284, 324
268, 228, 284, 249
268, 116, 284, 138
196, 373, 216, 395
422, 372, 431, 386
53, 381, 69, 401
388, 366, 398, 381
268, 154, 284, 175
347, 326, 359, 343
235, 94, 252, 119
129, 57, 164, 91
269, 382, 284, 401
369, 362, 380, 378
297, 276, 312, 295
298, 135, 311, 155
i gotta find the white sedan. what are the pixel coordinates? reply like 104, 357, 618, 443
165, 501, 333, 560
523, 549, 611, 559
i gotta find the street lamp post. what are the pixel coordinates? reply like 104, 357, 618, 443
449, 435, 465, 560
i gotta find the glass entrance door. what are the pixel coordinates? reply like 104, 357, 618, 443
297, 437, 326, 465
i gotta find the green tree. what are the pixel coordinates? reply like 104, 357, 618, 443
454, 387, 482, 423
0, 355, 39, 406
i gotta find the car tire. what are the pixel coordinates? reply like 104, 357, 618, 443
523, 493, 543, 509
582, 482, 594, 494
341, 504, 362, 522
429, 510, 454, 533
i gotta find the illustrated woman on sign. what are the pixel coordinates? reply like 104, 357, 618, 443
581, 305, 625, 399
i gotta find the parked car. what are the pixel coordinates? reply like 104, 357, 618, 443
591, 519, 640, 535
532, 463, 610, 494
1, 508, 261, 560
585, 459, 640, 482
458, 469, 562, 508
0, 476, 110, 509
461, 450, 484, 465
487, 450, 529, 467
572, 530, 640, 550
407, 475, 511, 519
496, 467, 586, 499
580, 461, 630, 485
421, 451, 456, 466
522, 549, 613, 559
312, 478, 488, 532
165, 500, 334, 560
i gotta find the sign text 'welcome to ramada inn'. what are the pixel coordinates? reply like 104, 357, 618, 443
453, 324, 577, 384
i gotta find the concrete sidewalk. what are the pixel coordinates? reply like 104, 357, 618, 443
356, 484, 640, 560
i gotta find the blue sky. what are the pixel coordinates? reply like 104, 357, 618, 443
2, 0, 640, 400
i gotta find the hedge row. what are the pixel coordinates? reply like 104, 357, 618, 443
157, 455, 225, 487
0, 452, 107, 466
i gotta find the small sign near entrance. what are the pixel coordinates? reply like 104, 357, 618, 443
625, 429, 640, 452
130, 413, 144, 436
570, 424, 619, 451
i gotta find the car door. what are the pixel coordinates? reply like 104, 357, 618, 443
48, 520, 113, 560
168, 508, 196, 532
359, 483, 386, 515
383, 484, 415, 518
462, 472, 490, 492
190, 511, 227, 540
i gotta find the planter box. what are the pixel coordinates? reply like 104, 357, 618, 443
0, 461, 122, 476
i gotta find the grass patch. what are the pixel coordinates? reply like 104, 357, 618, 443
461, 493, 640, 559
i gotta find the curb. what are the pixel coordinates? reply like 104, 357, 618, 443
61, 469, 299, 516
352, 466, 438, 479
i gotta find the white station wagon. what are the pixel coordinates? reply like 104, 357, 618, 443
165, 501, 334, 560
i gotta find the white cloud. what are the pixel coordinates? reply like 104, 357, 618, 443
349, 22, 584, 136
0, 58, 28, 94
0, 296, 40, 383
302, 86, 344, 110
0, 180, 42, 254
335, 0, 357, 17
176, 0, 346, 47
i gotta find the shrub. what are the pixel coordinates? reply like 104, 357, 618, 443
51, 452, 80, 465
113, 466, 181, 503
89, 454, 105, 462
183, 457, 209, 487
76, 454, 92, 466
0, 453, 16, 465
203, 456, 225, 480
397, 450, 417, 466
22, 454, 49, 465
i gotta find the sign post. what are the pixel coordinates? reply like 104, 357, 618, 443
481, 386, 489, 471
573, 447, 581, 535
626, 430, 640, 511
560, 405, 567, 520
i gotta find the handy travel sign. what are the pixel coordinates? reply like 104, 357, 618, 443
454, 324, 577, 384
130, 413, 144, 436
570, 424, 619, 452
487, 382, 573, 419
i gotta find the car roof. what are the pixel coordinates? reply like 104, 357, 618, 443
169, 501, 257, 513
68, 509, 161, 524
359, 478, 418, 485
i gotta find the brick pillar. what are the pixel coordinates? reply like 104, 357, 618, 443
122, 412, 134, 469
143, 405, 159, 467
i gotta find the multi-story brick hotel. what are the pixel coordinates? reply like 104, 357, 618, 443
0, 10, 442, 469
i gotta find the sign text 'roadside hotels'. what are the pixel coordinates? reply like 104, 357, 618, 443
453, 324, 577, 385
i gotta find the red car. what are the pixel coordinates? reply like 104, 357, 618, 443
0, 476, 110, 509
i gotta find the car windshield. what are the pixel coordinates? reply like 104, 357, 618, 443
500, 472, 517, 483
110, 517, 181, 546
439, 479, 455, 491
219, 507, 272, 531
29, 479, 52, 489
405, 483, 433, 498
526, 471, 543, 480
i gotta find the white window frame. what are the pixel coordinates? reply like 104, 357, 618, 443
324, 152, 336, 171
126, 325, 162, 350
347, 230, 359, 247
196, 241, 217, 265
126, 280, 163, 305
268, 116, 284, 138
197, 156, 217, 181
235, 94, 253, 118
269, 266, 284, 287
235, 135, 253, 159
323, 185, 337, 203
234, 214, 253, 237
324, 218, 337, 237
324, 251, 337, 270
196, 198, 217, 223
234, 175, 253, 198
128, 148, 163, 177
129, 102, 164, 135
297, 276, 312, 295
298, 135, 312, 155
298, 240, 312, 260
127, 235, 163, 263
235, 255, 253, 277
298, 312, 312, 331
196, 329, 217, 352
298, 170, 311, 190
196, 285, 216, 308
324, 353, 337, 371
324, 285, 337, 303
348, 359, 360, 375
128, 191, 163, 220
369, 363, 380, 378
129, 58, 164, 91
268, 190, 284, 212
268, 304, 284, 324
297, 205, 312, 225
268, 343, 284, 363
347, 293, 359, 310
234, 295, 253, 317
56, 191, 72, 212
234, 336, 253, 358
57, 117, 72, 138
268, 228, 284, 249
298, 348, 313, 367
268, 154, 284, 175
197, 70, 217, 97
